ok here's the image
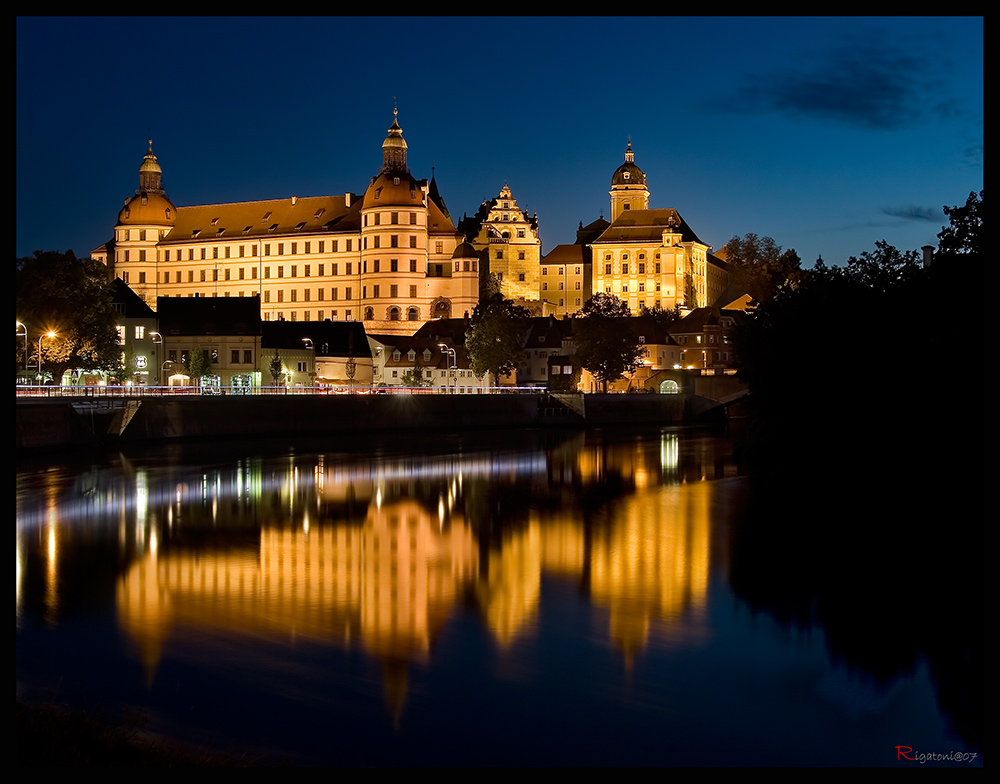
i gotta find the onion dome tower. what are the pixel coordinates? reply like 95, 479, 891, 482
609, 140, 649, 222
117, 140, 176, 227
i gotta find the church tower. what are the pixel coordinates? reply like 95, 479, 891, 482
609, 141, 649, 222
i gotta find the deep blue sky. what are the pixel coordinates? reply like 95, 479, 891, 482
17, 17, 982, 267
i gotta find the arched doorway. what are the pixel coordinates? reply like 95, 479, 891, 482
659, 379, 680, 395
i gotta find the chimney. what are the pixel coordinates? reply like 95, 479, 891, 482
922, 245, 935, 268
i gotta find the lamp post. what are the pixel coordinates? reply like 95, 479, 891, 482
16, 322, 27, 378
150, 331, 162, 386
438, 343, 457, 394
37, 330, 56, 383
302, 338, 314, 390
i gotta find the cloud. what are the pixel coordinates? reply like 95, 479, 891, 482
724, 39, 945, 130
881, 205, 940, 222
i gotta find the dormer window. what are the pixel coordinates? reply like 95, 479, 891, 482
423, 349, 431, 362
392, 350, 401, 361
314, 208, 325, 220
262, 212, 271, 223
623, 172, 630, 180
295, 222, 306, 231
407, 349, 416, 362
269, 224, 278, 232
192, 229, 201, 238
211, 217, 219, 226
393, 177, 400, 186
243, 226, 251, 234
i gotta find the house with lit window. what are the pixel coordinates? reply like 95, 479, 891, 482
109, 277, 159, 385
156, 295, 262, 387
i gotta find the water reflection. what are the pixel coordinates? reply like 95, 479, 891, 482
15, 428, 976, 766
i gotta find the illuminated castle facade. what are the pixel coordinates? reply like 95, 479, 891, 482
94, 112, 479, 329
589, 141, 728, 313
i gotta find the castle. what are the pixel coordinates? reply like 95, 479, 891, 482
94, 117, 731, 325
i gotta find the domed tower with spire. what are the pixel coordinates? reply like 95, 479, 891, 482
108, 141, 176, 305
360, 109, 474, 325
609, 140, 649, 222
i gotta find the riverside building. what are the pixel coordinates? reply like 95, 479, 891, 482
94, 111, 479, 332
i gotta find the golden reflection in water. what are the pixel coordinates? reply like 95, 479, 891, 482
477, 519, 542, 647
108, 440, 719, 713
589, 481, 711, 668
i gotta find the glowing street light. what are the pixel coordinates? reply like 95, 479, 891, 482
37, 330, 56, 381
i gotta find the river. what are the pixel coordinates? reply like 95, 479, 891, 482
15, 426, 982, 766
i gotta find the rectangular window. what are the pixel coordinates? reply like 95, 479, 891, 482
291, 265, 297, 277
278, 266, 284, 278
373, 285, 380, 298
409, 285, 417, 298
410, 259, 417, 272
231, 349, 240, 364
390, 235, 398, 248
244, 350, 252, 364
605, 264, 612, 275
390, 284, 398, 298
277, 291, 283, 302
390, 259, 398, 272
134, 326, 144, 339
409, 236, 417, 248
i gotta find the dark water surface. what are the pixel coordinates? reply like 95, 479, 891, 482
16, 427, 982, 766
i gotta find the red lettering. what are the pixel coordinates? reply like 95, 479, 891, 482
896, 746, 915, 760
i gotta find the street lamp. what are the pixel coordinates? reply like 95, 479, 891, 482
37, 330, 56, 383
438, 343, 457, 394
149, 331, 162, 385
16, 322, 27, 377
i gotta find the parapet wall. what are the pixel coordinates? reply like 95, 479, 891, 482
17, 393, 687, 451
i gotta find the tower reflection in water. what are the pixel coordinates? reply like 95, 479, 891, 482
18, 431, 732, 721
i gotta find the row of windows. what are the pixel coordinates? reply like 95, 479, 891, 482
363, 212, 420, 226
155, 239, 358, 262
540, 267, 582, 275
262, 287, 357, 303
602, 262, 666, 275
541, 282, 582, 290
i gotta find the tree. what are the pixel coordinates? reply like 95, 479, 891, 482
936, 190, 983, 263
15, 250, 121, 383
637, 302, 682, 331
268, 351, 285, 386
183, 343, 214, 380
465, 294, 530, 385
722, 233, 803, 305
400, 355, 431, 387
573, 293, 646, 392
844, 239, 920, 292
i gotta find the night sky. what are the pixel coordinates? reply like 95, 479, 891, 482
16, 17, 982, 267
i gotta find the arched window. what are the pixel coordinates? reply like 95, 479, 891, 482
659, 379, 680, 395
388, 307, 400, 321
407, 308, 419, 321
364, 307, 374, 320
